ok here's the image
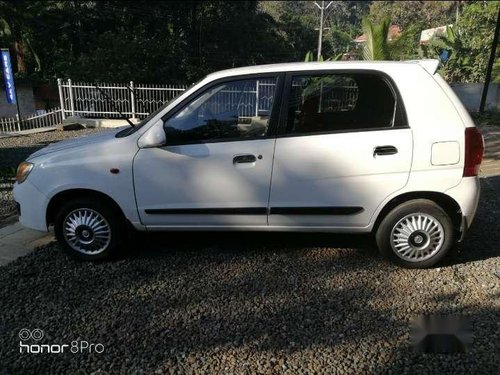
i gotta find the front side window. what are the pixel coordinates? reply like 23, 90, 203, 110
286, 73, 397, 134
164, 77, 278, 144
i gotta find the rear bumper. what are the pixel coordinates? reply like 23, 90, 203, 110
444, 176, 480, 240
12, 181, 49, 232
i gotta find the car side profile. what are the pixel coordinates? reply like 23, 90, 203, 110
13, 60, 484, 268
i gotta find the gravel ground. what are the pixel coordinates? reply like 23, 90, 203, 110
0, 178, 498, 373
0, 128, 110, 221
0, 179, 15, 222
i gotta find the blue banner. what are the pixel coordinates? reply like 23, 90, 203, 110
1, 49, 16, 104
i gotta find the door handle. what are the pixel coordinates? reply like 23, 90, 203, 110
373, 145, 398, 156
233, 154, 257, 164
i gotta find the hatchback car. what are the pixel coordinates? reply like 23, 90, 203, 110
13, 60, 484, 268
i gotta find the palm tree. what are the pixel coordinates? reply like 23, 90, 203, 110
304, 51, 342, 62
361, 18, 392, 60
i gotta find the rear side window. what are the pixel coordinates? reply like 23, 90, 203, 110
286, 73, 400, 134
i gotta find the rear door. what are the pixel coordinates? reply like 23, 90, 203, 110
268, 71, 413, 229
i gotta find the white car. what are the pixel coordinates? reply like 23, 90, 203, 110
13, 60, 484, 268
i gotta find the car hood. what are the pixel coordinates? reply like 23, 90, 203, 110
28, 128, 126, 160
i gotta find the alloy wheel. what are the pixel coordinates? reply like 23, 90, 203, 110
390, 213, 445, 262
62, 208, 111, 255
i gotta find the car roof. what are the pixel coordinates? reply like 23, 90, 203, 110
206, 60, 439, 80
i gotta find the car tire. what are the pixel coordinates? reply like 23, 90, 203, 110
375, 199, 455, 269
54, 197, 126, 261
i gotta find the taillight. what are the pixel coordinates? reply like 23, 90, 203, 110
463, 127, 484, 177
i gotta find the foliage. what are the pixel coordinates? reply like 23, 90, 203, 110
388, 23, 422, 61
323, 1, 370, 55
1, 1, 291, 83
469, 111, 500, 126
421, 25, 472, 82
0, 0, 42, 75
420, 1, 499, 83
0, 0, 497, 85
260, 1, 325, 62
304, 51, 342, 62
494, 59, 500, 83
304, 51, 315, 62
367, 1, 457, 63
369, 1, 457, 31
455, 1, 499, 83
361, 18, 392, 60
258, 1, 368, 62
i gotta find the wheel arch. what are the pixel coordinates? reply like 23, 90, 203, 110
372, 191, 462, 234
46, 188, 126, 227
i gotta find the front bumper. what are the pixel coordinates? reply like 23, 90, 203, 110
12, 180, 49, 232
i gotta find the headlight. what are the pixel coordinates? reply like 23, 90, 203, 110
16, 162, 34, 184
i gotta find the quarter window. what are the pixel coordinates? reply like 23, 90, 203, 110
286, 74, 398, 134
164, 77, 278, 144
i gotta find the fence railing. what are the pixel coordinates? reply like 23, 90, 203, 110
0, 107, 63, 134
58, 79, 189, 120
1, 77, 361, 135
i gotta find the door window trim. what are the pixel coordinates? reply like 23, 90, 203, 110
160, 73, 285, 146
276, 69, 409, 138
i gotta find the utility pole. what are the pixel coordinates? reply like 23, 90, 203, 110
479, 5, 500, 113
314, 1, 333, 61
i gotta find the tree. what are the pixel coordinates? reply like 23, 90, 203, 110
0, 0, 41, 74
421, 25, 471, 82
455, 1, 499, 83
421, 1, 499, 83
259, 1, 369, 62
367, 1, 457, 62
359, 17, 423, 61
369, 1, 456, 31
259, 1, 318, 62
0, 1, 293, 83
361, 18, 392, 60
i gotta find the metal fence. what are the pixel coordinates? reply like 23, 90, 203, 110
199, 78, 277, 118
1, 77, 359, 135
58, 79, 189, 119
57, 79, 279, 120
0, 107, 63, 134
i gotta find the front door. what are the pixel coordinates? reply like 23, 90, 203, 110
134, 75, 282, 228
268, 72, 413, 229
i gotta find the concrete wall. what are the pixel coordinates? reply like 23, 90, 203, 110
451, 83, 499, 112
0, 82, 36, 118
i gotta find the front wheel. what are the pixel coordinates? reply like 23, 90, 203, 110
54, 198, 126, 261
375, 199, 456, 268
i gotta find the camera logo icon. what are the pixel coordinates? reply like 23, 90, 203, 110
19, 329, 44, 341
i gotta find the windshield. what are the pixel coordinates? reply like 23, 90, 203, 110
115, 79, 203, 138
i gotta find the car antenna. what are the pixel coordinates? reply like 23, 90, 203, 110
93, 83, 135, 128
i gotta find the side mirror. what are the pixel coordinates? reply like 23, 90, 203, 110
138, 119, 166, 148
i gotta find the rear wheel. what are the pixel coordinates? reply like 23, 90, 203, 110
54, 197, 126, 260
376, 199, 455, 268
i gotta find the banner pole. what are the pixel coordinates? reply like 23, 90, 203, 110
1, 48, 21, 131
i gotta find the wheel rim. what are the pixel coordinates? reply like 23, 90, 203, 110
63, 208, 111, 255
390, 213, 445, 262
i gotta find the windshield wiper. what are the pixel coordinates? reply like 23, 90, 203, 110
93, 83, 135, 128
